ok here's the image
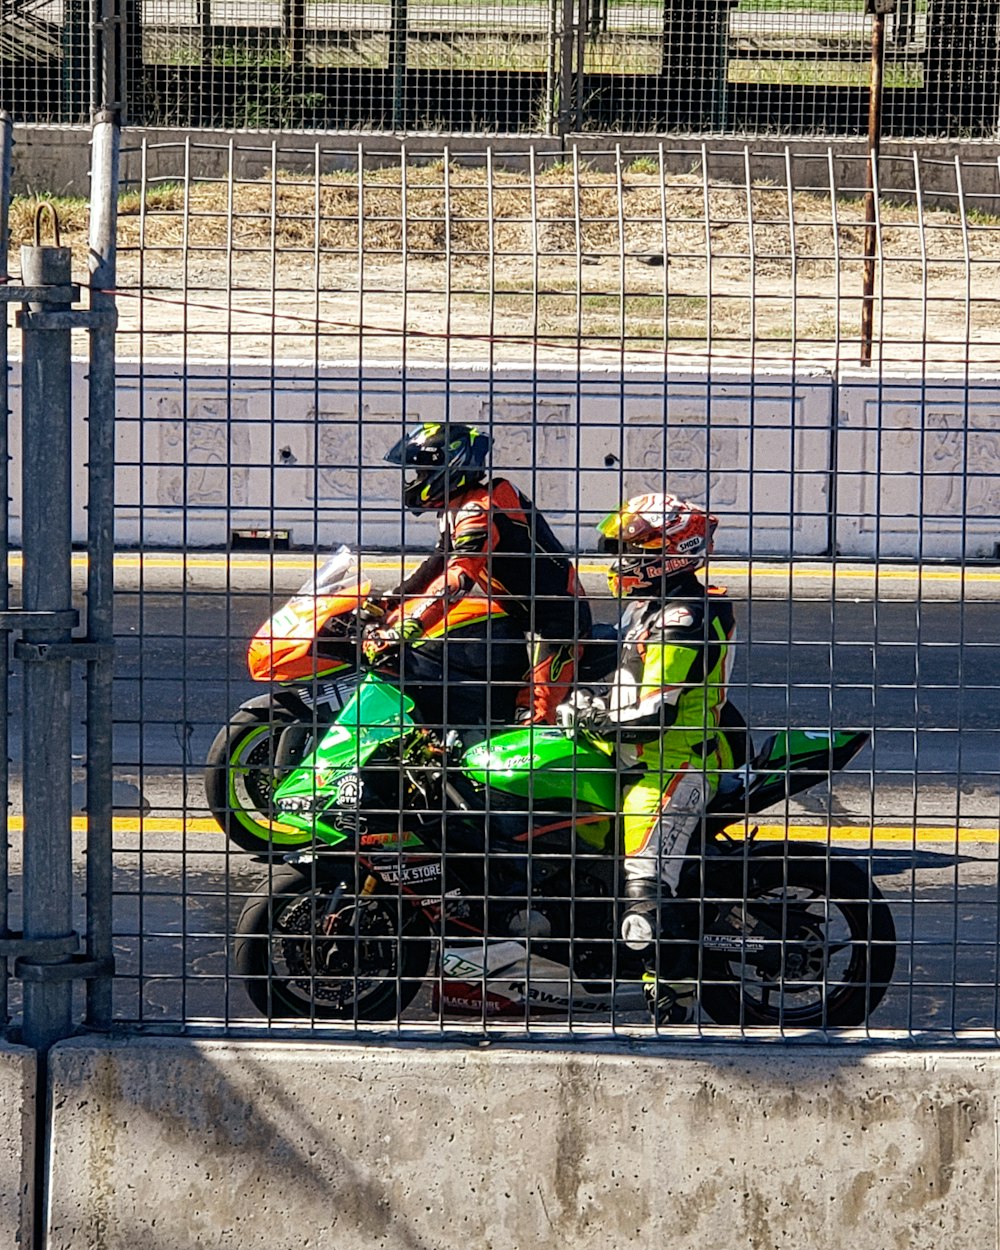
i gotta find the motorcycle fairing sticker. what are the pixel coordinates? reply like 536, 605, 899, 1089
370, 859, 442, 886
359, 830, 422, 849
440, 942, 644, 1013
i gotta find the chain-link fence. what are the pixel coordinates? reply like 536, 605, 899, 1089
5, 133, 998, 1043
3, 0, 1000, 135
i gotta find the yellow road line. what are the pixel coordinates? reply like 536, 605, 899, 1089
749, 823, 998, 845
8, 552, 999, 584
9, 814, 996, 844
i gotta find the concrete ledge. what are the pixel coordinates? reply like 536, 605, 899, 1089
47, 1036, 1000, 1250
13, 126, 1000, 214
0, 1041, 36, 1249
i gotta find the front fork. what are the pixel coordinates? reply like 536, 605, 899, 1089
320, 872, 377, 935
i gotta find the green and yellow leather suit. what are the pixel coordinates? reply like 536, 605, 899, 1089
606, 573, 736, 892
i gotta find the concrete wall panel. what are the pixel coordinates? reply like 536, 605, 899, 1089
0, 1042, 36, 1249
46, 1037, 1000, 1250
837, 372, 1000, 558
110, 360, 834, 555
10, 355, 1000, 559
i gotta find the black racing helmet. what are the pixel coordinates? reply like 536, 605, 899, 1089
385, 423, 491, 512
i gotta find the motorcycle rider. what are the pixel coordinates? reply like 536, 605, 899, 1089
366, 422, 592, 726
563, 491, 736, 1024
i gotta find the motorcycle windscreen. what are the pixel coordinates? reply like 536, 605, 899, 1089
272, 674, 417, 806
247, 579, 371, 681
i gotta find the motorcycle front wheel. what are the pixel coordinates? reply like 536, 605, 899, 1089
234, 860, 432, 1021
700, 854, 897, 1029
204, 704, 314, 856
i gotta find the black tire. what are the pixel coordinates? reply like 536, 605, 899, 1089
700, 854, 896, 1028
234, 860, 432, 1021
204, 705, 314, 856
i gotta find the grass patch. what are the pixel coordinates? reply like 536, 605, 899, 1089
8, 186, 187, 246
669, 295, 708, 317
729, 58, 923, 87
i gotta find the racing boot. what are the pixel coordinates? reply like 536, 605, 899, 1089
620, 876, 659, 952
642, 972, 696, 1025
622, 878, 697, 1025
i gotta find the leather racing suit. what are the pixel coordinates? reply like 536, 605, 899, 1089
603, 573, 736, 973
385, 477, 592, 725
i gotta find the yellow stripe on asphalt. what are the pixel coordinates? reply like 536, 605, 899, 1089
8, 553, 1000, 585
7, 815, 996, 844
746, 823, 999, 845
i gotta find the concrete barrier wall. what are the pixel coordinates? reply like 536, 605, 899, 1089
45, 1036, 1000, 1250
14, 126, 1000, 215
0, 1042, 35, 1249
8, 357, 1000, 558
12, 359, 836, 555
837, 370, 1000, 560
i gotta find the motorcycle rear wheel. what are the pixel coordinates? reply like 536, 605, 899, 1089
235, 860, 432, 1021
700, 854, 896, 1028
204, 705, 314, 856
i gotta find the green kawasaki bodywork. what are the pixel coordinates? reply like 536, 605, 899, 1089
272, 673, 620, 845
757, 729, 862, 780
462, 729, 617, 808
272, 676, 420, 845
272, 672, 863, 848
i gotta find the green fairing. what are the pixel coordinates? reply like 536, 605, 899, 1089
754, 730, 859, 788
272, 676, 416, 840
463, 728, 618, 809
767, 730, 856, 764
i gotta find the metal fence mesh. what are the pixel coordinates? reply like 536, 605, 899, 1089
2, 0, 999, 135
4, 136, 1000, 1041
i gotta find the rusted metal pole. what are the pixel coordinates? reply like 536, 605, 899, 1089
860, 0, 891, 366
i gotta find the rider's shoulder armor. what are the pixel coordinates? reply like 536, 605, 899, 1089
657, 603, 697, 631
649, 596, 706, 640
447, 486, 493, 551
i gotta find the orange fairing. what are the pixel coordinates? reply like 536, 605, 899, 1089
417, 594, 510, 640
247, 580, 371, 682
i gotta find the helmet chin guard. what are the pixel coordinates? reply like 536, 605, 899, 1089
597, 491, 718, 598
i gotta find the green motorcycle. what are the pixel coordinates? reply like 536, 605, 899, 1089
235, 672, 896, 1027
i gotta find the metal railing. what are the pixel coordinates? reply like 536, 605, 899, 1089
5, 130, 999, 1045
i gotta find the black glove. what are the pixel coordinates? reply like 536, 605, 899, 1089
363, 618, 423, 665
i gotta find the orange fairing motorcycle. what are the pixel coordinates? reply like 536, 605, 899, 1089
204, 546, 530, 856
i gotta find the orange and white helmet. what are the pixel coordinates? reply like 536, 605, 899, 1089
597, 491, 718, 597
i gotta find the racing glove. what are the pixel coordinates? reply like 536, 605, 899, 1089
556, 689, 610, 732
362, 617, 424, 665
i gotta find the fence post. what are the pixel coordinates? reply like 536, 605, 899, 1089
558, 0, 576, 135
16, 212, 78, 1053
860, 0, 889, 366
84, 112, 120, 1030
389, 0, 408, 129
0, 197, 116, 1056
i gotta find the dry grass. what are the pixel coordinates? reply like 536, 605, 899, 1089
13, 165, 1000, 270
9, 163, 1000, 367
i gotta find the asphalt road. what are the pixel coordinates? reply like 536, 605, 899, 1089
101, 588, 1000, 786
